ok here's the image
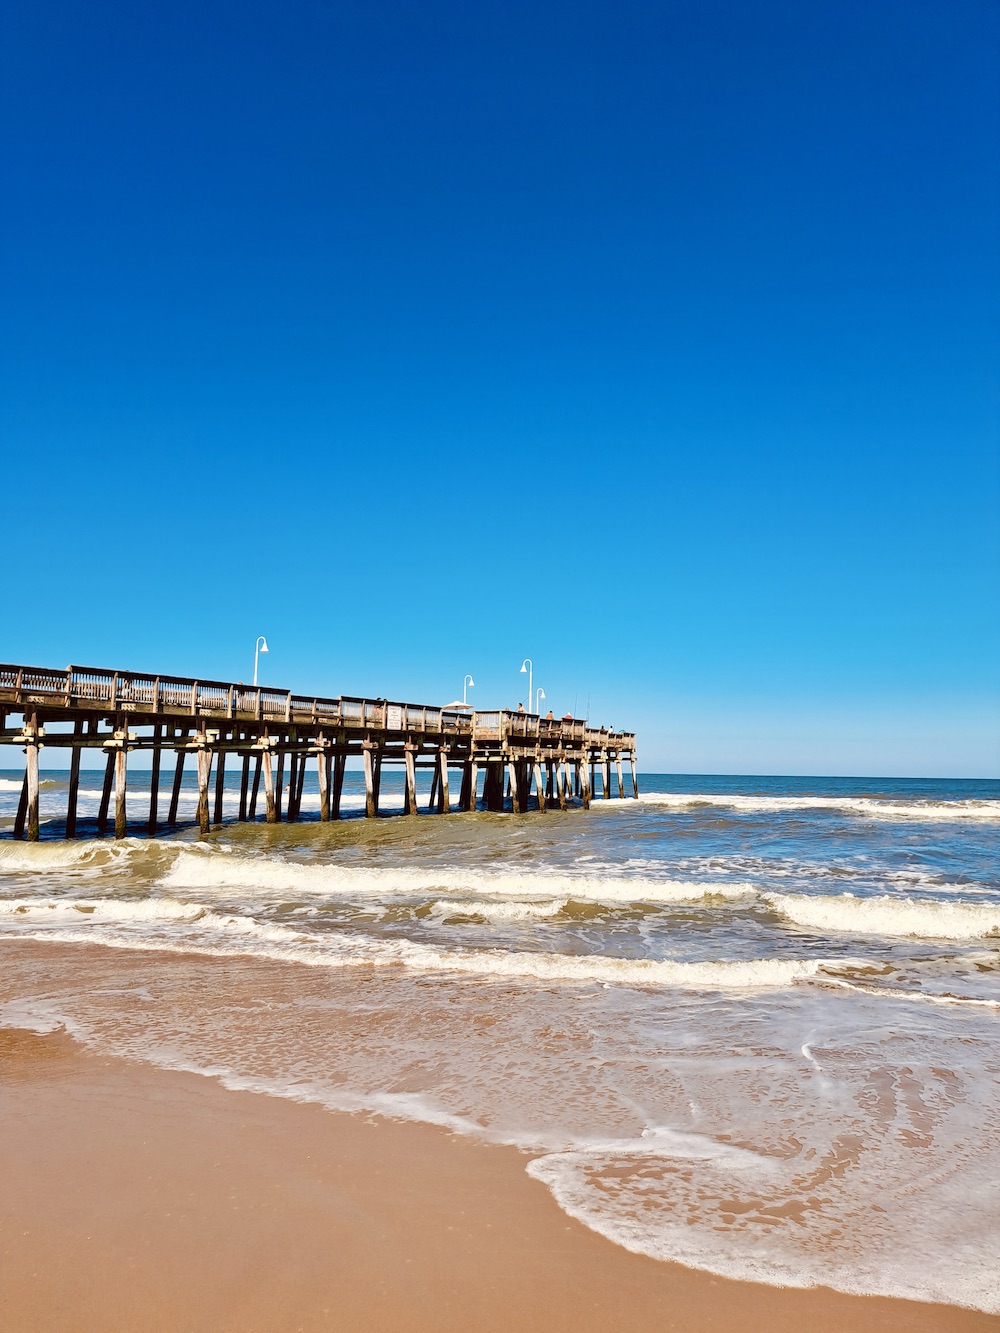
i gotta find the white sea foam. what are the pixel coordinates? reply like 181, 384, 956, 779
526, 1139, 1000, 1313
0, 894, 838, 988
159, 848, 759, 907
769, 891, 1000, 940
427, 897, 569, 922
624, 792, 1000, 822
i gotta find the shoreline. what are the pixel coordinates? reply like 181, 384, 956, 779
2, 1025, 996, 1332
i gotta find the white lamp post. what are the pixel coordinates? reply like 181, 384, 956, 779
463, 674, 475, 706
519, 658, 532, 711
535, 687, 545, 714
253, 635, 269, 686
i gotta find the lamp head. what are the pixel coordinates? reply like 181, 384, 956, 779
467, 675, 475, 687
260, 637, 269, 653
520, 660, 529, 673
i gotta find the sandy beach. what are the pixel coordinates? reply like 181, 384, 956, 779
2, 1024, 996, 1333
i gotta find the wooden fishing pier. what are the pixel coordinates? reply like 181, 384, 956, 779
0, 663, 638, 840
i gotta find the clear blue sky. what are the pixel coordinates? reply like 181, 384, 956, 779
2, 0, 997, 775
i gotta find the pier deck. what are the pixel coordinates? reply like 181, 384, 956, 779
0, 664, 638, 839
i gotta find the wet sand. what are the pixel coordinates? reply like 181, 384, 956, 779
0, 1027, 995, 1332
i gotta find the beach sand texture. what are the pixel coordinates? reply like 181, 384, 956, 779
3, 1025, 996, 1333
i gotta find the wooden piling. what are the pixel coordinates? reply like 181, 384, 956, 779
114, 737, 128, 840
147, 725, 162, 833
603, 753, 612, 800
66, 727, 82, 838
427, 763, 439, 813
507, 760, 522, 814
249, 754, 262, 820
557, 759, 568, 811
213, 747, 226, 824
97, 751, 115, 836
580, 758, 591, 810
616, 755, 625, 799
466, 759, 478, 812
363, 744, 376, 818
532, 761, 546, 813
239, 753, 251, 821
630, 755, 639, 798
275, 753, 285, 821
295, 752, 306, 816
438, 749, 450, 814
404, 747, 417, 816
332, 752, 346, 819
196, 741, 211, 834
13, 771, 28, 839
286, 754, 299, 821
263, 748, 277, 823
26, 731, 40, 841
317, 748, 330, 821
167, 749, 185, 825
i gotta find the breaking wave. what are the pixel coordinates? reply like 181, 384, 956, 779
0, 895, 844, 989
768, 891, 1000, 940
627, 793, 1000, 822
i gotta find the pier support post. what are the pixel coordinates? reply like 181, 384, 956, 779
317, 746, 330, 821
294, 752, 306, 817
580, 757, 591, 810
557, 759, 568, 811
363, 744, 377, 818
196, 738, 212, 835
148, 725, 162, 833
616, 756, 625, 799
286, 754, 299, 821
262, 746, 277, 823
404, 746, 418, 816
533, 761, 546, 813
465, 760, 478, 812
168, 748, 185, 825
484, 760, 504, 811
630, 755, 639, 798
214, 746, 227, 824
98, 750, 115, 836
239, 753, 251, 821
275, 753, 286, 821
250, 754, 263, 820
13, 772, 28, 839
438, 748, 450, 814
603, 753, 612, 800
24, 715, 40, 841
114, 732, 128, 840
332, 752, 346, 819
427, 764, 439, 813
66, 724, 82, 838
507, 760, 522, 814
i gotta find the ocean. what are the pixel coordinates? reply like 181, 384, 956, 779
1, 769, 998, 1312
